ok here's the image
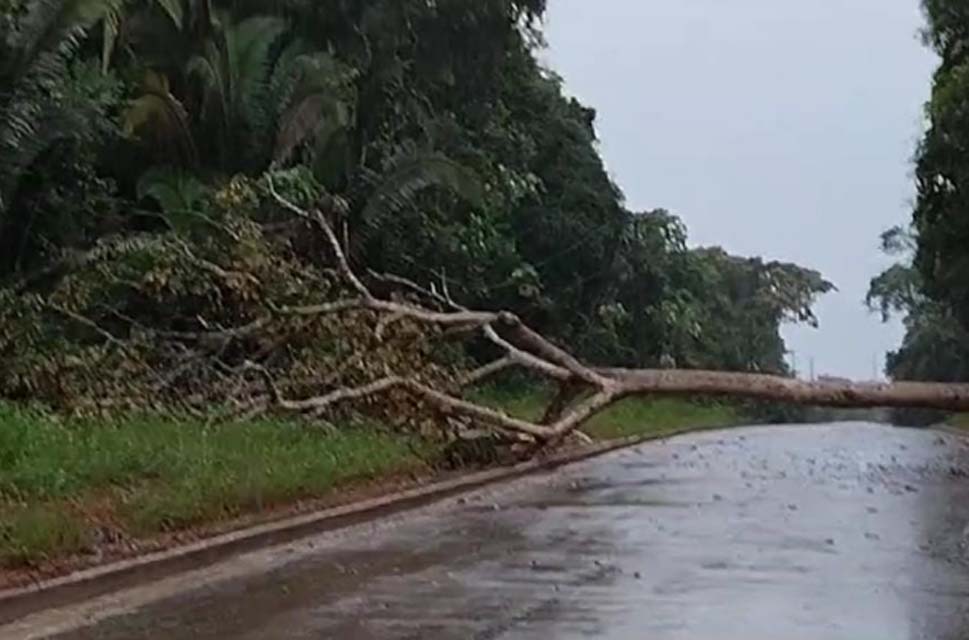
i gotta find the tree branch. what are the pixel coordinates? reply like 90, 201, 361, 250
245, 361, 552, 440
367, 269, 457, 310
496, 314, 609, 387
399, 380, 550, 439
459, 356, 516, 388
550, 388, 622, 437
483, 325, 571, 381
266, 173, 371, 299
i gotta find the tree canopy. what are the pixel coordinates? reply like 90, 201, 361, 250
911, 0, 969, 326
0, 0, 832, 413
870, 0, 969, 397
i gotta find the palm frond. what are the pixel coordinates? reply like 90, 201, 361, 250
274, 52, 355, 165
137, 165, 210, 233
4, 0, 121, 79
227, 15, 287, 157
123, 70, 198, 166
360, 152, 484, 233
185, 13, 287, 171
186, 41, 228, 130
153, 0, 184, 27
101, 0, 185, 72
0, 0, 122, 217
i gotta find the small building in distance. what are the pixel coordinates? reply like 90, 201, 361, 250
817, 375, 853, 385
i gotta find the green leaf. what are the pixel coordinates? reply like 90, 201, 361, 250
153, 0, 184, 28
136, 166, 209, 233
100, 8, 120, 72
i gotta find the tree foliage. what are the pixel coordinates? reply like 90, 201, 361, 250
869, 226, 969, 386
872, 3, 969, 399
912, 0, 969, 327
0, 0, 832, 417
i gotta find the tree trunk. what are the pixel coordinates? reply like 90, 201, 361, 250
603, 368, 969, 412
251, 182, 969, 446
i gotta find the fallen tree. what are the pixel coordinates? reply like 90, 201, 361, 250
5, 177, 969, 447
246, 183, 969, 444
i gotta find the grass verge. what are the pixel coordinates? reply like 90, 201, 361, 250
0, 390, 739, 574
0, 404, 434, 570
947, 413, 969, 430
469, 385, 740, 440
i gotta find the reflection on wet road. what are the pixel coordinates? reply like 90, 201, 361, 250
17, 424, 969, 639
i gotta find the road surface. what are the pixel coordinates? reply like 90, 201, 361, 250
8, 423, 969, 639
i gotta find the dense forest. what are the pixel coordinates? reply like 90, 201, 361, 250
0, 0, 832, 418
868, 0, 969, 420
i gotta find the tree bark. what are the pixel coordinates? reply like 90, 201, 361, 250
541, 381, 584, 425
604, 368, 969, 412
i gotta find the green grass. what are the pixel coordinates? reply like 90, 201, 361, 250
0, 389, 739, 571
947, 413, 969, 429
470, 385, 740, 440
0, 404, 434, 569
583, 397, 741, 440
1, 505, 91, 569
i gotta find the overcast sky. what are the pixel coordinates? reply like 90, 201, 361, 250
542, 0, 938, 380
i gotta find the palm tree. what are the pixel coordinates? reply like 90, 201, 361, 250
185, 13, 288, 172
100, 0, 214, 70
0, 0, 122, 220
124, 10, 359, 178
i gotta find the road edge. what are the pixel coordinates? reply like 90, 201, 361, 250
931, 424, 969, 438
0, 425, 729, 624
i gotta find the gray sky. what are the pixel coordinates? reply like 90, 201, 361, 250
542, 0, 937, 380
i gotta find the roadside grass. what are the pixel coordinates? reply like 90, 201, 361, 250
0, 389, 739, 571
0, 404, 434, 569
469, 385, 740, 440
947, 413, 969, 430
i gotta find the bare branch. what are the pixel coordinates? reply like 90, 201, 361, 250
242, 361, 286, 407
281, 377, 404, 412
460, 356, 516, 388
550, 388, 622, 437
280, 298, 369, 317
400, 380, 551, 439
245, 360, 402, 412
438, 268, 456, 307
483, 325, 571, 381
266, 173, 371, 299
368, 300, 497, 326
541, 380, 585, 425
265, 174, 313, 221
310, 209, 373, 300
244, 361, 551, 440
282, 298, 497, 327
496, 314, 609, 387
375, 311, 407, 341
47, 304, 128, 350
367, 269, 458, 311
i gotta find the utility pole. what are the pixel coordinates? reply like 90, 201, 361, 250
809, 357, 815, 382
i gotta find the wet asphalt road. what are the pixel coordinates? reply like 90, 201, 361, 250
14, 423, 969, 640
